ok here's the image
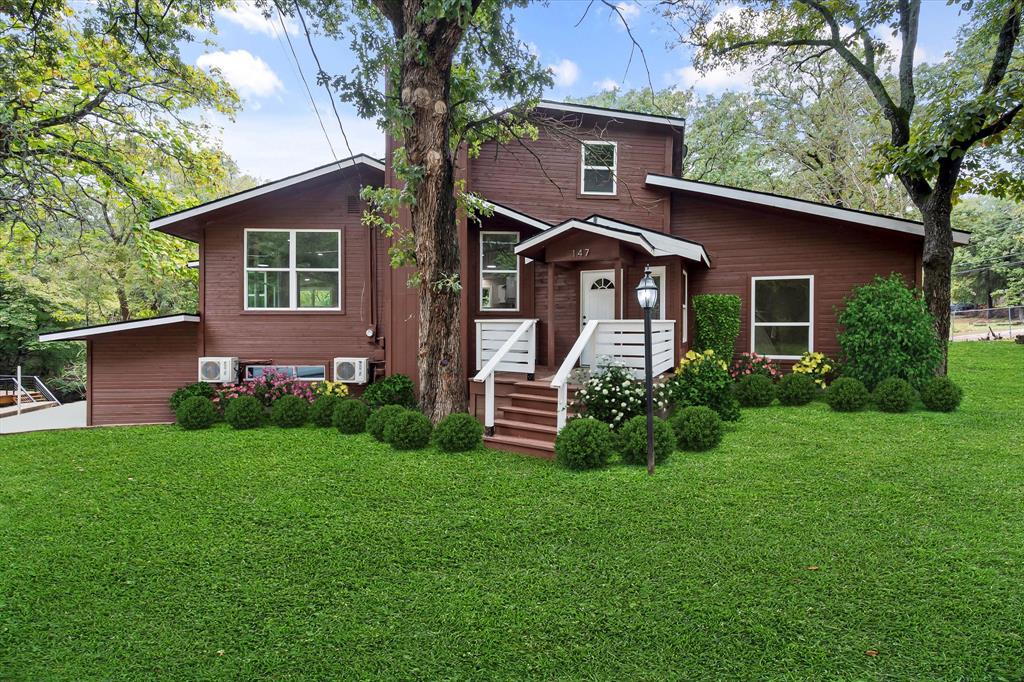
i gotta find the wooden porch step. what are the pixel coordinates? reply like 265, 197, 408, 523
506, 392, 558, 413
493, 418, 557, 440
500, 405, 558, 427
511, 380, 556, 397
483, 434, 555, 459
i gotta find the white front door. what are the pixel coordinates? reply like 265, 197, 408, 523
580, 269, 617, 366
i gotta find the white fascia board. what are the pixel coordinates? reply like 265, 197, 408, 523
479, 200, 552, 231
515, 220, 658, 257
149, 155, 385, 230
39, 315, 200, 342
585, 215, 710, 265
645, 173, 971, 245
537, 101, 686, 129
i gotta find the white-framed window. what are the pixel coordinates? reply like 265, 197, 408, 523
648, 265, 667, 320
751, 275, 814, 359
244, 229, 341, 311
480, 231, 519, 311
681, 268, 689, 343
580, 141, 617, 195
245, 365, 326, 381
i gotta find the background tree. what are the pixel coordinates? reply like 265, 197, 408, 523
952, 196, 1024, 307
662, 0, 1024, 372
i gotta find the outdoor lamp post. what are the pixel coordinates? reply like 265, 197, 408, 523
635, 265, 659, 475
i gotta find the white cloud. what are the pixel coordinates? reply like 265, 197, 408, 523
672, 63, 755, 92
216, 3, 297, 36
595, 78, 621, 92
614, 2, 641, 20
880, 31, 927, 70
548, 58, 580, 88
196, 50, 284, 99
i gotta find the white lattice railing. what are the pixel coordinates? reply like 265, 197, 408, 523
472, 319, 538, 432
550, 319, 676, 430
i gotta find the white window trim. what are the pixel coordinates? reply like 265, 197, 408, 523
750, 275, 814, 360
244, 364, 326, 381
479, 230, 520, 312
580, 140, 617, 196
681, 268, 689, 343
244, 228, 341, 311
649, 265, 667, 320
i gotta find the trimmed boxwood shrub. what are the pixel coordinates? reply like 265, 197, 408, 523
554, 418, 613, 470
367, 405, 408, 442
619, 415, 675, 466
825, 377, 869, 412
362, 374, 417, 409
777, 372, 817, 406
169, 382, 215, 412
270, 394, 308, 428
224, 395, 263, 429
734, 373, 775, 407
920, 376, 963, 412
333, 399, 369, 434
309, 394, 341, 427
670, 405, 722, 451
176, 395, 216, 430
432, 412, 484, 452
692, 293, 741, 362
873, 377, 917, 413
383, 409, 433, 449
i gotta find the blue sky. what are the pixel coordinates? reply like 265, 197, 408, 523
187, 1, 968, 180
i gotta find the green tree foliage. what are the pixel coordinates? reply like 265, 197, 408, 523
952, 195, 1024, 306
0, 274, 80, 379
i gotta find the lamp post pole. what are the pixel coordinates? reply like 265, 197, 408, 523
634, 265, 659, 476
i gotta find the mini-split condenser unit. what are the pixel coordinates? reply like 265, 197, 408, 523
333, 357, 369, 384
198, 357, 238, 383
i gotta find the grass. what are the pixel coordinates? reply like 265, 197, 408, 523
1, 342, 1022, 680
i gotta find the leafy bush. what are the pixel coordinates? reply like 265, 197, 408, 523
333, 399, 369, 434
572, 362, 667, 429
313, 380, 349, 399
825, 377, 869, 412
367, 405, 409, 442
777, 372, 817, 406
309, 394, 342, 427
383, 409, 432, 449
432, 413, 484, 452
729, 352, 781, 382
176, 396, 216, 430
170, 382, 216, 412
270, 394, 309, 428
554, 418, 613, 470
734, 373, 776, 407
618, 415, 675, 466
665, 349, 739, 421
214, 370, 317, 409
837, 274, 942, 389
363, 374, 417, 409
873, 377, 917, 413
791, 352, 838, 389
692, 293, 741, 362
920, 376, 963, 412
670, 406, 723, 451
224, 395, 263, 429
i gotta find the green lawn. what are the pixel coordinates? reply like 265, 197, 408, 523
2, 343, 1022, 680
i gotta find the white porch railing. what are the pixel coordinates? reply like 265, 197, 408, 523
550, 319, 676, 430
472, 319, 538, 433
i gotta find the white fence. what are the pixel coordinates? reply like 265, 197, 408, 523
475, 319, 538, 374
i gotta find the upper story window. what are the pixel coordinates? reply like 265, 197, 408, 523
581, 141, 617, 195
751, 275, 813, 359
245, 229, 341, 311
480, 231, 519, 311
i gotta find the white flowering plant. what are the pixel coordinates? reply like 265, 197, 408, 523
571, 360, 668, 429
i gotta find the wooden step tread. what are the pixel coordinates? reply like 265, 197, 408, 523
484, 434, 555, 459
507, 392, 558, 404
501, 405, 558, 419
494, 418, 557, 435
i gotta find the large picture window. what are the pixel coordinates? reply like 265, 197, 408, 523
580, 141, 617, 195
480, 231, 519, 311
751, 275, 813, 359
245, 229, 341, 310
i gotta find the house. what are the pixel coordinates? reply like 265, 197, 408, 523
40, 100, 970, 456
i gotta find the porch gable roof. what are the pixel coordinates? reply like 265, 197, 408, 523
514, 216, 710, 265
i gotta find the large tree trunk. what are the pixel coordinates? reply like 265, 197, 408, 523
920, 196, 955, 374
399, 10, 467, 422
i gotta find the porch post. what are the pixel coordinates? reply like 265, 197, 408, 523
614, 260, 623, 319
546, 261, 556, 367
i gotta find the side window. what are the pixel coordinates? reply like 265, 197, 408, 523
245, 229, 341, 310
480, 231, 519, 310
581, 141, 617, 195
751, 276, 813, 359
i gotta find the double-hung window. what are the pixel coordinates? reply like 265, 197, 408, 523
751, 275, 813, 359
581, 141, 617, 195
480, 231, 519, 311
245, 229, 341, 310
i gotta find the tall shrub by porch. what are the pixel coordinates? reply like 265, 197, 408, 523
692, 294, 741, 362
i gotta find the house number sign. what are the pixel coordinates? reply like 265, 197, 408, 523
569, 248, 591, 258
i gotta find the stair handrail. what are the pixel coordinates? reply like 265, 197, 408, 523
472, 318, 537, 434
0, 374, 37, 403
549, 319, 602, 430
31, 376, 61, 405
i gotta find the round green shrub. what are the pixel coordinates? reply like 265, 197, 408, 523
554, 418, 613, 470
873, 377, 917, 413
224, 395, 263, 429
777, 372, 817, 406
169, 382, 215, 412
270, 394, 309, 428
176, 395, 216, 430
825, 377, 869, 412
332, 399, 369, 434
362, 374, 417, 409
618, 415, 675, 466
709, 393, 741, 422
432, 412, 484, 452
920, 376, 963, 412
734, 373, 776, 407
367, 405, 408, 442
309, 394, 341, 427
383, 409, 432, 449
670, 405, 723, 451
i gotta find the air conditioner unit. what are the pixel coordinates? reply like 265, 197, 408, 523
198, 357, 238, 383
333, 357, 369, 384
